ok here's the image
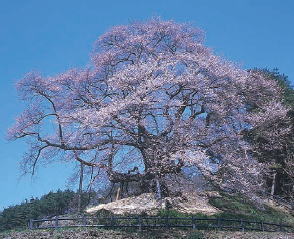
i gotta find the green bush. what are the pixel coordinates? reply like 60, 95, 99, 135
0, 190, 97, 232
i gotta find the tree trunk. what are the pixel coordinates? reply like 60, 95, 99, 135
271, 171, 277, 198
155, 177, 162, 199
116, 185, 121, 201
78, 162, 84, 213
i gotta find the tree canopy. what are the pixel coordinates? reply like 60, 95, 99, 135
9, 19, 290, 198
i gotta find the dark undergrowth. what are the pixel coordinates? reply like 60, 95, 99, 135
208, 193, 294, 226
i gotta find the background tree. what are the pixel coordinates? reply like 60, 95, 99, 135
246, 69, 294, 204
8, 18, 290, 199
0, 190, 95, 231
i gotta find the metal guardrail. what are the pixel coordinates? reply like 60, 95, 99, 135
28, 216, 294, 233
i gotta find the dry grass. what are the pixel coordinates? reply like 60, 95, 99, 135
0, 229, 294, 239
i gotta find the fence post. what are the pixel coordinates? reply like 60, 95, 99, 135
240, 219, 244, 232
192, 216, 196, 230
55, 216, 59, 229
138, 216, 142, 231
217, 218, 221, 230
279, 221, 283, 232
82, 215, 87, 226
261, 221, 264, 232
110, 216, 115, 228
165, 216, 169, 228
28, 219, 33, 230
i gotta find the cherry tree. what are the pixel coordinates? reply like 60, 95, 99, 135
9, 19, 290, 198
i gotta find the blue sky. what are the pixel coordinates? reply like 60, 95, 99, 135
0, 0, 293, 210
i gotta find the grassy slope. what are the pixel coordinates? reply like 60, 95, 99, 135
208, 193, 294, 226
156, 192, 294, 227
